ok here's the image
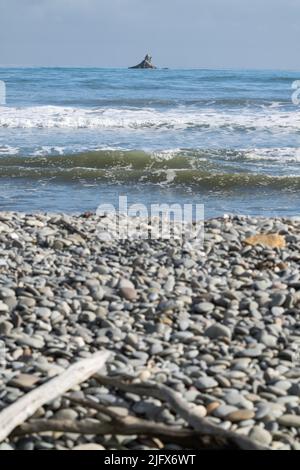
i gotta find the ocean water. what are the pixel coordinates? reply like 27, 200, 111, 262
0, 67, 300, 217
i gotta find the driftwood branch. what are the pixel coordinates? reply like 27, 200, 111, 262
0, 351, 110, 443
94, 374, 266, 451
12, 388, 265, 450
12, 416, 231, 449
2, 365, 268, 450
55, 219, 87, 239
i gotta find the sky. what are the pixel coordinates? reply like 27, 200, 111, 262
0, 0, 299, 69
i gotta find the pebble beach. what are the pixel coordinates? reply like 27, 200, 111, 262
0, 212, 300, 450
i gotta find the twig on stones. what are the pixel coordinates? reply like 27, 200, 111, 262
0, 351, 110, 442
55, 218, 88, 239
93, 374, 266, 451
12, 417, 232, 449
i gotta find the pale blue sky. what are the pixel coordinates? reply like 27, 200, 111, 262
0, 0, 299, 69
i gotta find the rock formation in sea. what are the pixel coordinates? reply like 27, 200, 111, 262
129, 54, 157, 69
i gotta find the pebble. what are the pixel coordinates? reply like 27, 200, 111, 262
204, 324, 232, 340
278, 415, 300, 428
120, 287, 137, 301
16, 336, 44, 349
54, 409, 79, 421
206, 402, 221, 415
195, 377, 219, 390
226, 410, 255, 422
194, 302, 214, 314
73, 444, 105, 450
249, 427, 272, 446
191, 405, 207, 418
9, 374, 40, 389
213, 404, 238, 419
0, 321, 13, 335
237, 344, 265, 358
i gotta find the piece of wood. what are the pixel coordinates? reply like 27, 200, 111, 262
94, 374, 266, 450
12, 418, 207, 448
13, 390, 265, 450
64, 394, 242, 450
0, 351, 110, 442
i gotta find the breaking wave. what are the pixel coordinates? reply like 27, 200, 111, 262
1, 149, 300, 191
0, 105, 300, 132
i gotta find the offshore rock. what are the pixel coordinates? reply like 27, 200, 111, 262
129, 54, 157, 69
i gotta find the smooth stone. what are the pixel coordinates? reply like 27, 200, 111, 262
16, 336, 44, 349
0, 301, 9, 313
150, 343, 164, 355
9, 373, 40, 389
273, 380, 292, 391
191, 405, 207, 418
277, 396, 299, 405
255, 404, 271, 419
206, 402, 222, 415
237, 344, 265, 358
224, 391, 253, 409
195, 377, 218, 390
17, 296, 36, 308
226, 409, 255, 422
231, 358, 251, 371
232, 266, 245, 276
270, 293, 286, 307
35, 307, 52, 319
254, 280, 272, 290
120, 287, 137, 301
249, 427, 272, 446
73, 444, 105, 450
194, 302, 214, 314
204, 323, 232, 340
259, 332, 278, 348
119, 278, 135, 290
213, 404, 238, 419
0, 288, 15, 299
271, 307, 285, 316
54, 408, 79, 421
0, 321, 13, 335
278, 415, 300, 428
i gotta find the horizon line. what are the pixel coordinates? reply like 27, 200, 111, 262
0, 64, 300, 73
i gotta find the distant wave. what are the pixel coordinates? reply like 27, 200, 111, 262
1, 149, 300, 191
0, 105, 299, 132
2, 145, 300, 164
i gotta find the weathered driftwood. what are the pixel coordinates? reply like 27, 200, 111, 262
54, 218, 88, 239
94, 374, 266, 451
0, 351, 110, 443
12, 396, 238, 450
2, 366, 267, 450
13, 418, 203, 448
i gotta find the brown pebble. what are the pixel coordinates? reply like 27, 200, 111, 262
9, 373, 40, 390
120, 287, 137, 301
226, 409, 255, 422
206, 402, 221, 415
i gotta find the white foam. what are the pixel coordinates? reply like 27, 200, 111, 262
0, 105, 300, 132
33, 146, 67, 156
244, 147, 300, 162
0, 145, 19, 155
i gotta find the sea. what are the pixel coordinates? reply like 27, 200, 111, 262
0, 67, 300, 218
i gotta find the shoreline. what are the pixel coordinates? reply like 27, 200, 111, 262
0, 212, 300, 450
